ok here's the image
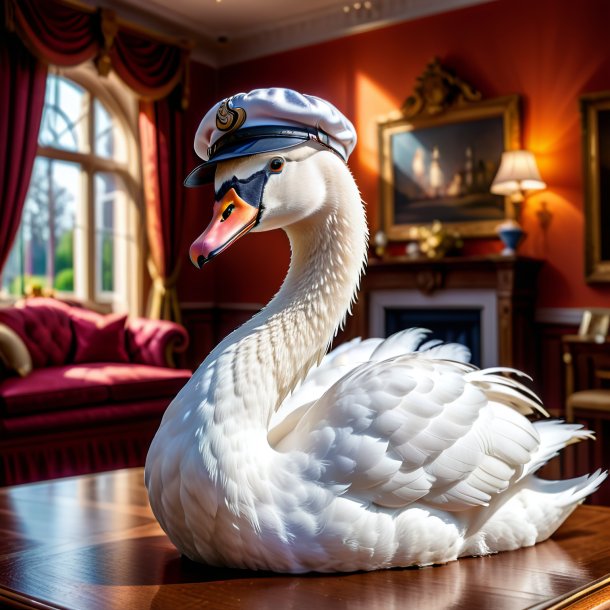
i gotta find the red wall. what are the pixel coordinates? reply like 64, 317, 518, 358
182, 0, 610, 309
178, 61, 219, 304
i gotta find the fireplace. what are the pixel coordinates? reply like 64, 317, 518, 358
369, 289, 498, 368
344, 256, 542, 373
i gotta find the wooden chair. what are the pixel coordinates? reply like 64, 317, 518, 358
561, 309, 610, 504
577, 308, 610, 337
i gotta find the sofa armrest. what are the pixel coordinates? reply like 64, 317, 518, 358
126, 318, 189, 368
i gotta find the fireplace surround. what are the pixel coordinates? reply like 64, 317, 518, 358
346, 255, 542, 373
370, 289, 497, 367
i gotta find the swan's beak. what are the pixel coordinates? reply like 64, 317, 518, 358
189, 187, 259, 268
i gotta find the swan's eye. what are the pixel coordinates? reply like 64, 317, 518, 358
220, 203, 235, 222
268, 157, 284, 173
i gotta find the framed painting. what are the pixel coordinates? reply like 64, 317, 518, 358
378, 60, 521, 240
581, 92, 610, 283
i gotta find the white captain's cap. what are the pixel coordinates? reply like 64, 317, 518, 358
184, 88, 357, 186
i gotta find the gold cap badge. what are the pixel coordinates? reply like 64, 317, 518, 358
216, 96, 247, 133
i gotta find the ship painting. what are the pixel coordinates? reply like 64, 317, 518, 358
391, 116, 505, 225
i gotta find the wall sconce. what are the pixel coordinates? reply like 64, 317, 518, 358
490, 150, 546, 255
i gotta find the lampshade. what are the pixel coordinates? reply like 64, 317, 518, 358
490, 150, 546, 196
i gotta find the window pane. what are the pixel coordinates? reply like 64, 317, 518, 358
39, 75, 88, 152
2, 158, 78, 295
1, 229, 24, 296
94, 173, 124, 295
94, 99, 127, 162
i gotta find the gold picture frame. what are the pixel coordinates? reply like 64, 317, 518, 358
378, 59, 521, 240
581, 92, 610, 283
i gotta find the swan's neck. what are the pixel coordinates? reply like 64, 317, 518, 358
206, 173, 367, 428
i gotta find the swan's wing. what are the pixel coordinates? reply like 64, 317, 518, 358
269, 329, 470, 435
369, 329, 471, 363
273, 356, 545, 511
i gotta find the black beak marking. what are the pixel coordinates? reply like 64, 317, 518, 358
197, 255, 207, 269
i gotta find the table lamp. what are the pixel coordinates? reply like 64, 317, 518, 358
491, 150, 546, 255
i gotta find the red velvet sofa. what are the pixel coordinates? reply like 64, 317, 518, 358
0, 298, 191, 485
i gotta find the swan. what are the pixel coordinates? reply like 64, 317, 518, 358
145, 88, 606, 573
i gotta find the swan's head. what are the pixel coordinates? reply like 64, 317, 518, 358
189, 144, 348, 268
183, 88, 356, 269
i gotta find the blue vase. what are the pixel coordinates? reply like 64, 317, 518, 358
497, 221, 524, 256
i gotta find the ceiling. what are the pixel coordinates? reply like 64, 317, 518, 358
85, 0, 492, 67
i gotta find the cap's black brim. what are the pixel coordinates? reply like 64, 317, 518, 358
184, 135, 310, 187
184, 162, 217, 187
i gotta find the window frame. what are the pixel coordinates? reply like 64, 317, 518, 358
5, 64, 144, 315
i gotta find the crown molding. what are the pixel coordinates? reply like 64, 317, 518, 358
80, 0, 494, 68
211, 0, 494, 67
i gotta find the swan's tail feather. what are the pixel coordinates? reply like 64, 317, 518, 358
463, 470, 607, 557
520, 420, 595, 480
531, 469, 607, 508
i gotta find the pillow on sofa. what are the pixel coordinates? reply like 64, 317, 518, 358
0, 301, 73, 367
71, 312, 130, 363
0, 323, 32, 376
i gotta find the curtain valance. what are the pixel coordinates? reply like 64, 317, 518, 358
3, 0, 190, 108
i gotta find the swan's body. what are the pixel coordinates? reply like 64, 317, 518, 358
145, 104, 605, 573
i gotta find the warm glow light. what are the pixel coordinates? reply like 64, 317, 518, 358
354, 72, 397, 174
353, 72, 398, 232
491, 150, 546, 196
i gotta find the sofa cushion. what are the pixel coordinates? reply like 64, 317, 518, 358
0, 300, 73, 367
97, 363, 191, 402
0, 323, 32, 377
0, 365, 110, 415
0, 363, 191, 416
70, 310, 129, 364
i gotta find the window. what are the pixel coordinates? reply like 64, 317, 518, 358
1, 68, 141, 313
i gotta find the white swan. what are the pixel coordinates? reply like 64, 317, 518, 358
145, 91, 606, 574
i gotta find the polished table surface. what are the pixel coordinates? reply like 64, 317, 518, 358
0, 468, 609, 610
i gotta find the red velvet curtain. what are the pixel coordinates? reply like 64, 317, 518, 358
139, 95, 186, 323
9, 0, 100, 66
5, 0, 190, 106
111, 27, 187, 104
0, 30, 47, 273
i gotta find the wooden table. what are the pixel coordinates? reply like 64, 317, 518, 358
0, 468, 609, 610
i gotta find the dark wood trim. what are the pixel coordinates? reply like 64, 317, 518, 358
529, 572, 610, 610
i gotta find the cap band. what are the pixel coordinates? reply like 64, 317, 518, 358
208, 125, 342, 162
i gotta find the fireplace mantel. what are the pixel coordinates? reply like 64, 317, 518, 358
345, 255, 543, 371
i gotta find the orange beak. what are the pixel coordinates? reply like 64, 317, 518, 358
189, 187, 260, 268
